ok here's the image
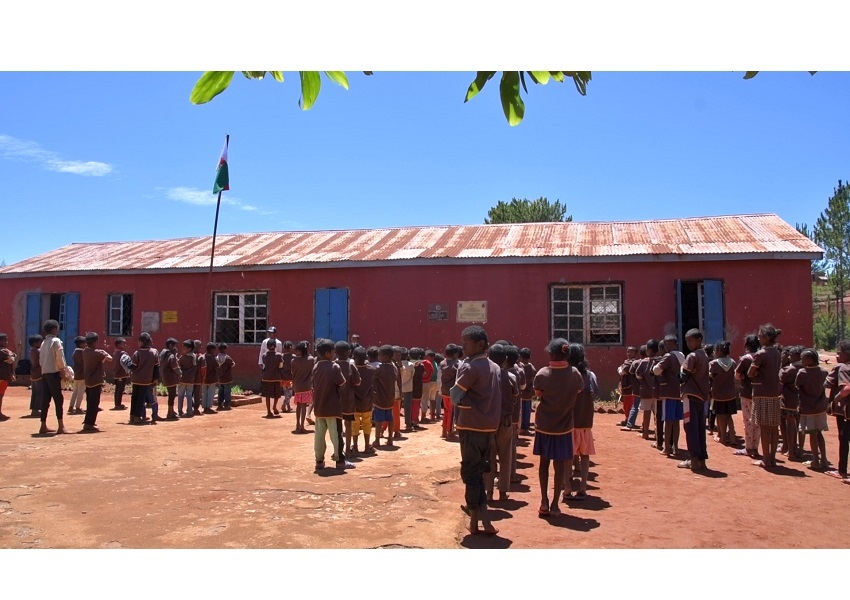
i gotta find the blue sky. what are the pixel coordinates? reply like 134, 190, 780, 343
1, 70, 848, 265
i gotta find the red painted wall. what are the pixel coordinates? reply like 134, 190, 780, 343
0, 258, 814, 396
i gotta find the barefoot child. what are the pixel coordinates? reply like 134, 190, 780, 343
407, 347, 423, 432
129, 332, 159, 425
281, 341, 294, 413
335, 340, 361, 459
797, 349, 829, 472
312, 339, 351, 471
372, 345, 400, 448
484, 343, 517, 504
440, 344, 461, 439
216, 343, 235, 410
653, 335, 683, 458
565, 344, 597, 501
617, 346, 638, 427
261, 339, 283, 418
679, 329, 710, 471
352, 346, 375, 454
203, 342, 219, 414
81, 332, 113, 432
177, 339, 196, 417
111, 337, 129, 410
634, 343, 659, 441
38, 320, 69, 434
824, 340, 850, 479
519, 348, 536, 435
734, 335, 761, 459
158, 338, 181, 420
0, 333, 17, 421
505, 345, 526, 482
709, 340, 738, 446
291, 340, 315, 433
779, 346, 802, 460
68, 336, 86, 415
747, 324, 783, 468
532, 338, 583, 520
27, 334, 43, 417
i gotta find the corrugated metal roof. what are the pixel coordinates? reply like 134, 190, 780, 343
0, 214, 824, 275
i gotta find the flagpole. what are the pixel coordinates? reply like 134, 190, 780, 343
209, 134, 229, 274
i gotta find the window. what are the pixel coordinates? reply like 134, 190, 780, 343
107, 293, 133, 336
214, 292, 268, 344
551, 284, 623, 345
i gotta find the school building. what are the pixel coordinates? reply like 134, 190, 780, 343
0, 213, 823, 395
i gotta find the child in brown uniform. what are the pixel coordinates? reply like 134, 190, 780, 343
28, 334, 43, 417
291, 340, 315, 433
129, 332, 158, 425
312, 339, 350, 471
709, 340, 738, 446
532, 338, 583, 519
636, 340, 661, 444
652, 335, 683, 457
177, 340, 196, 417
68, 336, 86, 415
440, 344, 461, 439
372, 345, 400, 448
679, 329, 710, 470
261, 339, 283, 418
335, 340, 361, 459
0, 333, 17, 421
824, 340, 850, 479
505, 345, 526, 482
565, 344, 597, 501
617, 346, 638, 427
192, 340, 204, 415
734, 334, 761, 458
779, 346, 803, 460
747, 324, 783, 468
796, 349, 829, 471
159, 338, 182, 420
280, 341, 294, 413
111, 337, 129, 410
81, 332, 113, 432
216, 343, 236, 410
484, 343, 518, 504
351, 346, 375, 455
519, 348, 536, 435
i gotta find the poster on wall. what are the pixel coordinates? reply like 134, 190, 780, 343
457, 301, 487, 323
162, 311, 178, 324
141, 311, 161, 333
427, 303, 449, 321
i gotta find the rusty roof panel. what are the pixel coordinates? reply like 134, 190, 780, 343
0, 214, 824, 275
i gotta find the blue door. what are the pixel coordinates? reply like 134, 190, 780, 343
60, 292, 80, 365
314, 288, 349, 342
25, 293, 41, 340
702, 280, 725, 344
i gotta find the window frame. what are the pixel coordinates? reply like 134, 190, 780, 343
212, 290, 269, 345
106, 292, 133, 337
550, 282, 625, 346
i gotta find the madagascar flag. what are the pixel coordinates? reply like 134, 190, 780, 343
213, 137, 229, 193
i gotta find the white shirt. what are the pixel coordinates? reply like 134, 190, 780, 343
258, 337, 283, 365
39, 334, 66, 374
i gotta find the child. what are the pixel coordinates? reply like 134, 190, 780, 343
505, 344, 526, 482
111, 337, 129, 410
312, 338, 351, 471
652, 335, 683, 458
158, 338, 182, 420
440, 344, 461, 439
747, 324, 783, 468
177, 339, 196, 417
400, 347, 416, 432
484, 343, 518, 504
796, 349, 829, 471
424, 349, 440, 422
391, 346, 404, 436
624, 345, 646, 431
261, 339, 283, 418
38, 320, 68, 435
709, 340, 738, 446
352, 346, 376, 454
291, 340, 315, 433
367, 346, 380, 368
0, 333, 17, 421
532, 338, 583, 520
68, 335, 86, 415
519, 347, 536, 435
80, 331, 113, 432
734, 334, 761, 458
824, 340, 850, 479
617, 346, 638, 427
280, 341, 294, 413
216, 343, 236, 411
372, 345, 400, 448
129, 332, 159, 425
636, 340, 662, 445
203, 342, 219, 414
679, 329, 710, 470
704, 343, 717, 432
779, 345, 802, 460
565, 344, 597, 500
335, 340, 361, 458
192, 339, 204, 415
28, 334, 43, 418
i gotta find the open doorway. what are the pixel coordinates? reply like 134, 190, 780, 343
25, 292, 79, 365
676, 280, 724, 353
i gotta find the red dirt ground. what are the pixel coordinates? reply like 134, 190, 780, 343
0, 385, 846, 549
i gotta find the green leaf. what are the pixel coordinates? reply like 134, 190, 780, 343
566, 71, 591, 95
298, 71, 322, 110
549, 71, 565, 83
743, 71, 759, 80
499, 71, 525, 126
190, 71, 235, 105
323, 71, 349, 90
363, 71, 374, 76
270, 71, 284, 82
242, 71, 266, 79
809, 71, 818, 76
464, 71, 496, 103
528, 71, 550, 85
519, 71, 528, 94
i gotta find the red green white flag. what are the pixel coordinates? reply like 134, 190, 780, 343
213, 137, 229, 193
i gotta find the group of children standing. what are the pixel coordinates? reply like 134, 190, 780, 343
20, 321, 238, 434
617, 324, 850, 479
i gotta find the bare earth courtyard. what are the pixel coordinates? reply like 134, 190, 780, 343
0, 385, 847, 549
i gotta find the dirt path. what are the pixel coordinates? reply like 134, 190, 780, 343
0, 386, 846, 549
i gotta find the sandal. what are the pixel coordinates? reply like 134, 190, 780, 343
825, 470, 846, 479
538, 501, 550, 517
548, 505, 562, 518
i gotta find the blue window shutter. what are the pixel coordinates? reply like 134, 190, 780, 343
328, 289, 349, 342
25, 293, 41, 339
314, 289, 330, 339
702, 280, 725, 344
63, 292, 80, 365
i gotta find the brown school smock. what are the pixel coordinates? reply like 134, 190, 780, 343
454, 355, 502, 433
533, 362, 582, 435
497, 368, 517, 420
736, 354, 755, 398
262, 351, 283, 381
440, 358, 459, 396
521, 362, 537, 400
750, 346, 781, 398
194, 353, 205, 384
73, 347, 85, 381
709, 357, 737, 401
796, 366, 829, 415
681, 348, 710, 401
130, 348, 158, 385
291, 355, 316, 393
83, 347, 111, 387
217, 354, 235, 384
779, 362, 801, 410
280, 353, 294, 381
178, 353, 196, 384
335, 358, 361, 416
204, 352, 219, 384
372, 362, 399, 410
112, 350, 129, 379
635, 357, 658, 400
619, 359, 635, 395
824, 363, 850, 418
311, 359, 346, 418
509, 364, 525, 424
655, 352, 681, 399
29, 347, 42, 381
354, 363, 376, 413
159, 350, 181, 387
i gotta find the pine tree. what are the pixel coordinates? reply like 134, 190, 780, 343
814, 181, 850, 342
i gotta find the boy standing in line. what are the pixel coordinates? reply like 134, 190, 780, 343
68, 336, 86, 415
335, 340, 361, 460
111, 337, 129, 411
159, 338, 182, 420
28, 334, 43, 418
280, 341, 295, 413
81, 331, 113, 432
217, 343, 236, 410
653, 335, 683, 457
192, 339, 204, 415
679, 329, 710, 470
129, 332, 158, 425
484, 343, 518, 503
451, 325, 501, 536
312, 339, 351, 471
177, 340, 196, 417
38, 320, 68, 434
372, 345, 400, 448
518, 348, 536, 435
352, 346, 376, 454
203, 342, 219, 414
0, 333, 17, 421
